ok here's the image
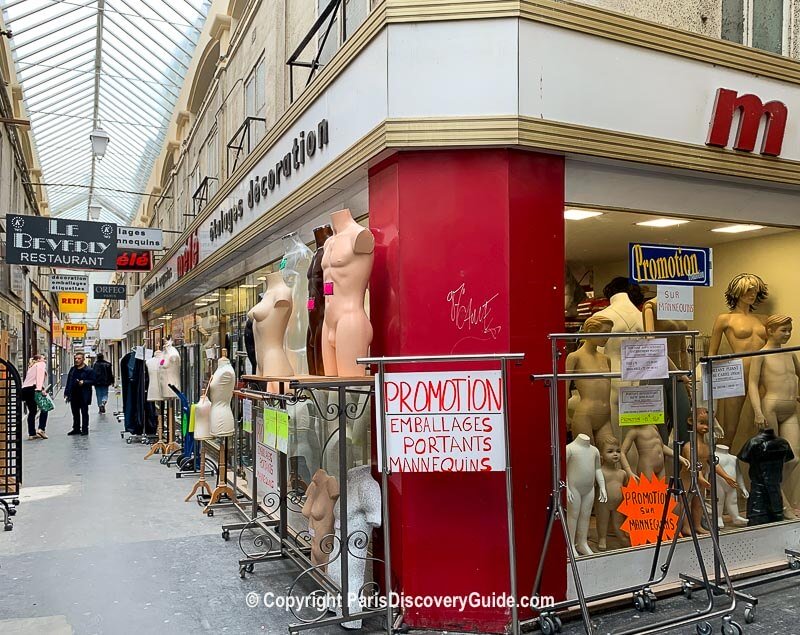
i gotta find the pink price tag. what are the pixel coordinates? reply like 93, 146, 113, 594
323, 282, 334, 296
160, 360, 165, 365
307, 298, 315, 311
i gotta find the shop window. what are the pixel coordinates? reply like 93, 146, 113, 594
723, 0, 787, 55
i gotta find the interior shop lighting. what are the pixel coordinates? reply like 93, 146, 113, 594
239, 284, 258, 288
711, 224, 765, 233
564, 209, 603, 220
194, 302, 208, 307
635, 218, 690, 227
256, 276, 267, 281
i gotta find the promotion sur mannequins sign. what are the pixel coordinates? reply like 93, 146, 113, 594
5, 214, 118, 270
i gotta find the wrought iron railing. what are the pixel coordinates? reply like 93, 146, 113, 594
226, 117, 267, 177
190, 175, 219, 217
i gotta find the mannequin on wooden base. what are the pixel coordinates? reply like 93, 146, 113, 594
203, 349, 236, 513
307, 225, 333, 375
186, 389, 213, 503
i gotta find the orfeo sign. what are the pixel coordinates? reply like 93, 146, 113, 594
377, 370, 506, 472
6, 214, 117, 270
50, 274, 89, 293
629, 243, 712, 287
93, 284, 126, 300
58, 292, 88, 313
64, 323, 88, 338
117, 226, 163, 250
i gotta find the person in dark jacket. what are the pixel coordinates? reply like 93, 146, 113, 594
65, 353, 95, 436
92, 353, 114, 414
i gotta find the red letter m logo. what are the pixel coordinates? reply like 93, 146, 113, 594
707, 88, 788, 156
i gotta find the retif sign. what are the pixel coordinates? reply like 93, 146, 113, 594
59, 292, 87, 313
64, 323, 88, 338
93, 284, 126, 300
378, 370, 506, 472
6, 214, 117, 270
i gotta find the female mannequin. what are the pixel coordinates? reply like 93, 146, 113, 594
145, 350, 164, 402
595, 436, 629, 551
566, 315, 613, 444
566, 434, 607, 556
302, 468, 340, 570
307, 225, 333, 375
209, 349, 236, 437
716, 445, 748, 527
709, 273, 769, 448
321, 210, 374, 377
161, 338, 181, 394
194, 391, 212, 441
248, 271, 294, 378
281, 232, 313, 375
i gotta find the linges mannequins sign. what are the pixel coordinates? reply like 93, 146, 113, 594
5, 214, 118, 270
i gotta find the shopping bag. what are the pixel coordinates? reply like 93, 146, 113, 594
34, 391, 55, 412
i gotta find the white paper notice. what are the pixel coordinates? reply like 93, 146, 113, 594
657, 285, 694, 320
619, 385, 666, 426
702, 359, 746, 400
135, 346, 144, 360
621, 338, 669, 381
145, 348, 154, 360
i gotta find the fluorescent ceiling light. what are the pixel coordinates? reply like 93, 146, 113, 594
194, 302, 208, 307
636, 218, 690, 228
209, 293, 219, 297
564, 209, 603, 220
256, 276, 267, 281
711, 224, 765, 234
239, 284, 258, 288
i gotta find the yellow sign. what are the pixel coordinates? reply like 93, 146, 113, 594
59, 292, 88, 313
64, 323, 88, 338
52, 320, 62, 340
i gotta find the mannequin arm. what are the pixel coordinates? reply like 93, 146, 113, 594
748, 356, 766, 427
793, 353, 800, 394
594, 450, 607, 503
620, 431, 638, 482
354, 228, 375, 254
737, 467, 749, 498
642, 302, 655, 332
565, 352, 578, 374
663, 442, 691, 469
715, 464, 738, 489
708, 315, 727, 357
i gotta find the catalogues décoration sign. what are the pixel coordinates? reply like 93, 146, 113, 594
377, 370, 506, 472
5, 214, 118, 270
117, 226, 163, 250
629, 242, 712, 287
49, 274, 89, 293
93, 284, 126, 300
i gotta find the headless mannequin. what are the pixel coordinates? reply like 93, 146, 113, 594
162, 338, 181, 392
621, 424, 689, 482
307, 225, 333, 375
209, 349, 236, 437
709, 274, 768, 450
321, 210, 374, 377
329, 465, 381, 629
566, 434, 607, 556
244, 318, 257, 375
595, 436, 629, 551
194, 391, 212, 440
738, 428, 795, 526
302, 468, 340, 570
145, 350, 164, 401
282, 232, 313, 375
248, 271, 294, 381
566, 315, 613, 444
715, 445, 748, 527
288, 400, 320, 490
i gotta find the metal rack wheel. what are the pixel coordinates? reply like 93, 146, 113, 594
4, 522, 12, 531
721, 621, 743, 635
744, 605, 756, 624
239, 565, 247, 579
682, 581, 693, 599
789, 557, 800, 570
246, 563, 254, 573
222, 528, 230, 541
696, 622, 713, 635
539, 614, 562, 634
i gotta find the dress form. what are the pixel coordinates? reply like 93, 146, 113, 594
715, 445, 748, 527
566, 434, 607, 556
321, 210, 374, 377
194, 392, 213, 440
145, 350, 164, 402
248, 271, 294, 378
307, 225, 333, 375
209, 350, 236, 437
302, 468, 340, 570
161, 338, 181, 394
281, 232, 313, 375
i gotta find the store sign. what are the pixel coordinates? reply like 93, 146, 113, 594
629, 243, 712, 287
58, 292, 88, 313
706, 88, 788, 157
378, 370, 506, 472
143, 268, 173, 300
31, 287, 50, 326
116, 250, 152, 271
657, 285, 694, 320
6, 214, 117, 270
49, 274, 89, 293
117, 226, 163, 250
618, 474, 678, 546
177, 231, 199, 277
93, 284, 126, 300
64, 323, 88, 338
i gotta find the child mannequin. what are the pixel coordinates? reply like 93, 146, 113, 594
621, 424, 690, 482
595, 436, 630, 551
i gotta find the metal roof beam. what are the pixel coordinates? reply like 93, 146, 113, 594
98, 86, 165, 128
30, 85, 94, 113
100, 73, 172, 118
11, 0, 95, 27
21, 62, 94, 98
104, 0, 194, 58
102, 36, 180, 87
102, 55, 181, 93
19, 49, 95, 83
13, 27, 95, 59
102, 12, 189, 71
109, 0, 199, 39
23, 71, 90, 101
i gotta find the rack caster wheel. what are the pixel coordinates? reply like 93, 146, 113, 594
246, 563, 254, 573
682, 581, 693, 600
633, 591, 656, 612
721, 620, 743, 635
126, 438, 132, 444
789, 558, 800, 570
696, 622, 712, 635
8, 508, 16, 516
239, 565, 247, 579
222, 529, 230, 541
12, 498, 18, 506
539, 614, 562, 635
4, 523, 12, 531
744, 605, 756, 624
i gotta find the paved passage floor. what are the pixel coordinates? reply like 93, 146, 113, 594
3, 401, 800, 634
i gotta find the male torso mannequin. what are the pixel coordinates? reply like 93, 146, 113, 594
307, 225, 333, 375
146, 350, 164, 402
566, 434, 607, 556
248, 271, 294, 377
162, 339, 181, 394
282, 232, 313, 375
209, 351, 236, 437
716, 445, 748, 528
302, 468, 340, 570
321, 210, 374, 377
738, 428, 795, 526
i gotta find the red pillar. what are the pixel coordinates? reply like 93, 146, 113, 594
368, 149, 566, 632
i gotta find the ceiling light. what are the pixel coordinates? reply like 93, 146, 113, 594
636, 218, 690, 228
256, 276, 267, 281
89, 127, 110, 157
711, 224, 765, 234
564, 209, 603, 220
88, 204, 101, 220
194, 302, 208, 307
239, 284, 258, 288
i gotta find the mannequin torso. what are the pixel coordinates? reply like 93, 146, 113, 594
566, 337, 612, 443
248, 271, 294, 376
302, 468, 340, 569
715, 445, 748, 527
145, 351, 164, 402
642, 299, 689, 369
282, 232, 313, 375
307, 225, 332, 375
162, 340, 181, 394
209, 356, 236, 437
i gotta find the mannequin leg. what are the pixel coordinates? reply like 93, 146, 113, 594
334, 312, 372, 377
611, 510, 629, 544
716, 485, 728, 528
575, 490, 595, 555
571, 412, 594, 445
779, 415, 800, 512
595, 501, 611, 550
725, 489, 747, 526
321, 320, 337, 377
566, 486, 581, 552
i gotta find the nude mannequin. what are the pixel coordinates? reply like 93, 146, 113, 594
321, 210, 374, 377
281, 232, 313, 375
716, 445, 748, 528
565, 315, 613, 444
747, 314, 800, 512
209, 349, 236, 437
595, 436, 630, 551
709, 273, 769, 449
161, 338, 181, 395
248, 271, 294, 379
302, 468, 340, 570
145, 350, 164, 402
307, 225, 332, 375
566, 434, 607, 556
621, 424, 689, 482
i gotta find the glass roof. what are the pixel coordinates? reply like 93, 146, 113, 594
3, 0, 210, 226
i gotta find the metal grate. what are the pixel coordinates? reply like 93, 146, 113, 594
0, 358, 22, 498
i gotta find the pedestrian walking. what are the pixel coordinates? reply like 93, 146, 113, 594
20, 354, 49, 440
65, 353, 95, 436
92, 353, 114, 414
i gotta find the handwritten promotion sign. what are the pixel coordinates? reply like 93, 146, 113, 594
657, 285, 694, 320
620, 338, 669, 381
618, 473, 678, 546
378, 370, 506, 472
619, 385, 665, 426
255, 412, 278, 493
262, 406, 289, 453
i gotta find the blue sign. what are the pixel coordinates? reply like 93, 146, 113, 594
629, 243, 712, 287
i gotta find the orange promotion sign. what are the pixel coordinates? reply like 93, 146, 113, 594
58, 292, 88, 313
64, 323, 88, 338
617, 473, 678, 546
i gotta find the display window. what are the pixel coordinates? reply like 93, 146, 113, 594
565, 207, 800, 556
0, 296, 24, 371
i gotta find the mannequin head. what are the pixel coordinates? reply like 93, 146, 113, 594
724, 273, 768, 311
583, 314, 614, 347
598, 436, 621, 466
313, 224, 333, 248
766, 314, 792, 345
688, 408, 709, 436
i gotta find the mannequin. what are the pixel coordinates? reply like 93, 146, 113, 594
709, 273, 769, 449
566, 434, 607, 556
621, 423, 689, 482
566, 315, 613, 444
162, 338, 181, 392
738, 428, 795, 526
328, 465, 381, 628
595, 436, 629, 551
302, 468, 340, 570
244, 317, 257, 374
281, 232, 314, 375
321, 210, 374, 377
248, 271, 294, 378
145, 350, 164, 402
323, 389, 370, 478
716, 445, 749, 528
209, 349, 236, 437
307, 225, 333, 375
288, 400, 320, 489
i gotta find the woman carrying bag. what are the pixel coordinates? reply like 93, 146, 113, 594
21, 354, 52, 440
